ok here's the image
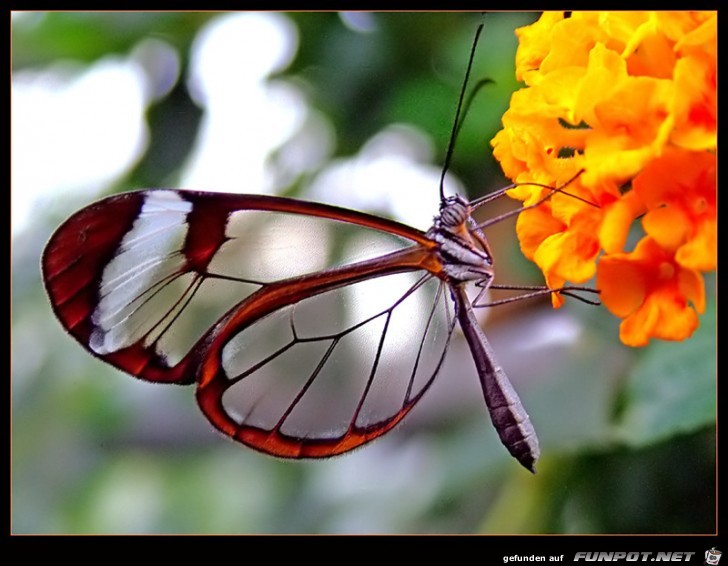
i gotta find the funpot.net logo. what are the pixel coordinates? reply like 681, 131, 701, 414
574, 553, 696, 562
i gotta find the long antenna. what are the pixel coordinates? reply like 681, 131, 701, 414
438, 22, 484, 203
472, 170, 596, 231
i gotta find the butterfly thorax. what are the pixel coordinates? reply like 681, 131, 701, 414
427, 195, 494, 285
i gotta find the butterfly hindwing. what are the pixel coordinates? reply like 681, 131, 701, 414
197, 270, 455, 457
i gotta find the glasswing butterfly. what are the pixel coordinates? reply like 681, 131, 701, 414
41, 21, 594, 473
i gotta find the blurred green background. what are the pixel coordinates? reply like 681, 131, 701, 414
11, 11, 716, 534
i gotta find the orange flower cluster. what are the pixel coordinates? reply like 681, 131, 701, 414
491, 11, 716, 346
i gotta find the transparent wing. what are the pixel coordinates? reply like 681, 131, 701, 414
195, 270, 456, 458
42, 190, 435, 384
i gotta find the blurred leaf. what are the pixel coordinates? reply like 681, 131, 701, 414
613, 294, 716, 446
557, 428, 715, 533
12, 12, 214, 68
479, 427, 716, 534
479, 465, 551, 533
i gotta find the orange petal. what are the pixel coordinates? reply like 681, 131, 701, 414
597, 254, 647, 319
618, 299, 659, 347
650, 287, 700, 341
675, 218, 716, 272
677, 266, 706, 314
642, 206, 690, 252
599, 191, 645, 254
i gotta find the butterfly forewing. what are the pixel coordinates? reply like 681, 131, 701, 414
43, 190, 432, 384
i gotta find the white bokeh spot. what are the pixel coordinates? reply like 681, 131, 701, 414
12, 57, 151, 235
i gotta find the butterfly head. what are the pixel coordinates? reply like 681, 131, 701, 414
430, 195, 494, 285
438, 194, 471, 228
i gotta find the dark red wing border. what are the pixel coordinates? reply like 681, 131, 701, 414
43, 192, 142, 336
197, 370, 418, 458
41, 192, 192, 382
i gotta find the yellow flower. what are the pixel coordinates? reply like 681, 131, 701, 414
492, 11, 716, 346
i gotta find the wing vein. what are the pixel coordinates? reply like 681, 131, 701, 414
274, 337, 340, 433
405, 278, 446, 403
